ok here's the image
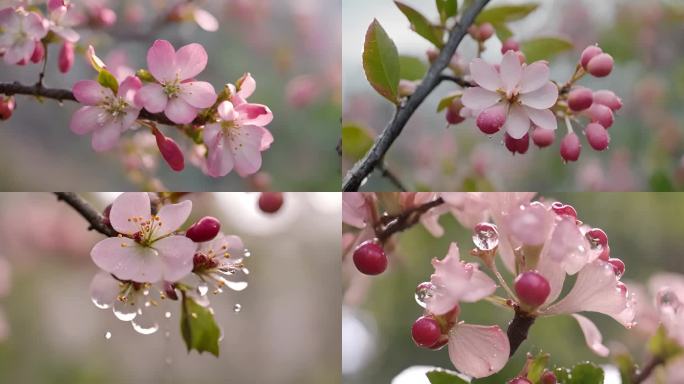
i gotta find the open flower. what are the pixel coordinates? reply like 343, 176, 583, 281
192, 233, 249, 295
135, 39, 217, 124
90, 192, 196, 283
0, 7, 48, 65
342, 192, 371, 229
70, 76, 142, 152
462, 51, 558, 139
46, 1, 80, 43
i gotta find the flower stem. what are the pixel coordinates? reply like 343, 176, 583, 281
633, 355, 665, 383
507, 307, 536, 356
490, 259, 517, 300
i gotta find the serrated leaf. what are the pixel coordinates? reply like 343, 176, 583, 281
97, 69, 119, 94
521, 37, 574, 62
436, 0, 457, 24
181, 294, 220, 357
342, 123, 374, 161
394, 1, 444, 47
476, 3, 539, 24
527, 352, 550, 383
437, 93, 461, 112
569, 362, 604, 384
363, 19, 400, 104
399, 55, 428, 81
426, 369, 470, 384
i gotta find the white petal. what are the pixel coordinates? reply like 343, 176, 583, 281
461, 87, 500, 111
469, 59, 502, 92
152, 200, 192, 238
109, 192, 151, 235
503, 104, 530, 139
500, 51, 522, 93
572, 314, 610, 357
525, 107, 557, 131
520, 83, 558, 109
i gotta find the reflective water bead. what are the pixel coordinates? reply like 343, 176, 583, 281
415, 282, 435, 308
472, 222, 499, 251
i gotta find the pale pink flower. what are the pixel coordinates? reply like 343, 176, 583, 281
193, 233, 249, 293
70, 76, 142, 152
47, 1, 80, 43
90, 192, 196, 283
135, 40, 217, 124
399, 192, 450, 237
462, 51, 559, 139
342, 192, 371, 229
0, 7, 48, 65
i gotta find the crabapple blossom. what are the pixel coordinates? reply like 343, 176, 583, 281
70, 76, 142, 152
462, 51, 559, 140
192, 232, 250, 294
90, 192, 196, 283
46, 0, 80, 43
135, 40, 217, 124
0, 7, 48, 65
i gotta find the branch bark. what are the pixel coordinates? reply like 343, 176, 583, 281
507, 307, 536, 357
633, 355, 665, 383
376, 197, 444, 242
54, 192, 117, 237
342, 0, 491, 191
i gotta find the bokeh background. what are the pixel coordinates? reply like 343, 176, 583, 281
342, 0, 684, 191
0, 192, 341, 384
0, 0, 341, 191
342, 193, 684, 383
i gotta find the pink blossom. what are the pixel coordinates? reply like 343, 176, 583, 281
47, 1, 80, 43
135, 40, 217, 124
193, 233, 249, 293
0, 7, 48, 65
462, 51, 559, 139
90, 192, 196, 283
342, 192, 371, 229
70, 76, 142, 152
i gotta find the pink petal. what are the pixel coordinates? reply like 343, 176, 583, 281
203, 123, 222, 148
236, 103, 274, 127
230, 125, 264, 177
52, 25, 79, 43
448, 324, 510, 378
153, 200, 192, 238
73, 80, 111, 105
153, 235, 196, 282
175, 43, 208, 80
179, 81, 217, 109
135, 83, 168, 113
147, 39, 177, 82
500, 51, 522, 93
91, 120, 122, 152
193, 8, 219, 31
342, 192, 368, 229
237, 73, 256, 99
118, 76, 142, 102
542, 217, 591, 275
70, 106, 103, 134
165, 98, 198, 124
91, 237, 163, 282
217, 101, 237, 121
121, 108, 140, 130
427, 243, 496, 315
461, 87, 500, 110
109, 192, 152, 235
4, 40, 34, 64
536, 255, 566, 306
206, 138, 234, 177
503, 104, 530, 139
25, 12, 48, 39
520, 83, 558, 109
572, 314, 610, 357
89, 270, 120, 308
519, 62, 550, 93
257, 126, 274, 151
525, 107, 557, 131
505, 203, 554, 246
469, 59, 502, 92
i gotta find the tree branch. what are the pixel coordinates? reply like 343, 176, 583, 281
633, 355, 665, 383
342, 0, 491, 191
54, 192, 117, 237
507, 307, 536, 357
376, 197, 444, 242
439, 75, 475, 88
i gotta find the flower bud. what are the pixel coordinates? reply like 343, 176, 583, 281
505, 133, 530, 155
531, 127, 555, 148
586, 53, 614, 77
258, 192, 284, 214
153, 128, 185, 172
411, 316, 442, 348
426, 48, 439, 63
514, 271, 550, 308
58, 42, 74, 73
353, 240, 387, 275
580, 45, 603, 69
567, 87, 593, 111
398, 79, 417, 97
541, 370, 557, 384
446, 98, 465, 125
585, 123, 610, 151
476, 104, 506, 134
48, 0, 65, 12
30, 42, 45, 64
0, 97, 15, 121
93, 7, 117, 27
163, 281, 179, 300
478, 22, 495, 41
592, 90, 622, 111
185, 216, 221, 243
560, 132, 581, 162
587, 104, 614, 128
501, 38, 520, 53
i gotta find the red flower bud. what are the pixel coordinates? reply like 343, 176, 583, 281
153, 128, 185, 172
58, 42, 74, 73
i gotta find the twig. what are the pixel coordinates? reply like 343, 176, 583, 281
633, 355, 665, 383
377, 162, 407, 191
342, 0, 491, 191
54, 192, 117, 237
376, 197, 444, 242
336, 136, 342, 157
507, 307, 536, 357
37, 42, 48, 87
439, 75, 475, 88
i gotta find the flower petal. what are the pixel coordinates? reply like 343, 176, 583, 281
175, 43, 208, 81
542, 217, 591, 275
153, 235, 196, 282
503, 104, 530, 139
118, 76, 142, 102
73, 80, 111, 105
230, 125, 264, 177
147, 39, 177, 82
237, 73, 256, 99
165, 98, 198, 124
25, 12, 48, 39
519, 62, 550, 93
91, 120, 122, 152
469, 59, 501, 92
180, 81, 217, 109
448, 323, 510, 378
257, 126, 274, 151
153, 200, 192, 238
109, 192, 152, 235
505, 203, 554, 246
89, 270, 120, 308
500, 51, 522, 93
217, 101, 237, 122
520, 83, 558, 109
236, 103, 273, 127
525, 107, 557, 131
206, 136, 234, 178
70, 106, 103, 134
91, 237, 163, 282
135, 83, 168, 113
461, 87, 500, 110
342, 192, 368, 229
572, 314, 610, 357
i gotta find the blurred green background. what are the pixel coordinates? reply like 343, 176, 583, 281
343, 193, 684, 383
0, 0, 340, 191
0, 192, 341, 384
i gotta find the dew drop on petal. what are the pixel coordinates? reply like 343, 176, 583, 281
233, 304, 242, 312
472, 223, 499, 251
105, 331, 112, 340
414, 282, 434, 308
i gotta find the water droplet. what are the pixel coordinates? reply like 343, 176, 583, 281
132, 319, 159, 335
113, 300, 137, 321
224, 280, 248, 292
164, 311, 171, 319
415, 282, 434, 308
233, 304, 242, 312
241, 267, 250, 275
197, 283, 209, 296
92, 296, 111, 309
472, 223, 499, 251
105, 331, 112, 340
243, 249, 251, 258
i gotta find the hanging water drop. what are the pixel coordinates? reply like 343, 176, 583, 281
233, 304, 242, 312
164, 311, 171, 319
472, 223, 499, 251
414, 282, 434, 308
92, 296, 111, 309
113, 300, 137, 321
132, 319, 159, 335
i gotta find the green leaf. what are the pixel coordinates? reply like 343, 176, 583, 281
394, 1, 444, 47
615, 353, 636, 384
180, 294, 221, 357
527, 352, 550, 383
135, 69, 156, 83
436, 0, 457, 24
492, 22, 513, 42
650, 169, 676, 192
426, 369, 470, 384
342, 123, 374, 161
97, 69, 119, 94
521, 37, 574, 62
399, 55, 428, 81
363, 19, 400, 104
648, 325, 684, 360
436, 93, 461, 112
476, 3, 539, 24
569, 362, 604, 384
554, 367, 570, 383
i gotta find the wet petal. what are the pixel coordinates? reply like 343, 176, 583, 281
448, 324, 509, 378
154, 236, 196, 282
153, 200, 192, 238
91, 237, 163, 282
109, 192, 152, 235
572, 314, 609, 357
503, 104, 530, 139
89, 270, 120, 308
542, 217, 591, 275
342, 192, 368, 229
520, 83, 558, 109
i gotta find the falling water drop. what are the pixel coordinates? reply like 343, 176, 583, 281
105, 331, 112, 340
113, 301, 137, 321
243, 249, 251, 258
164, 311, 171, 319
472, 223, 499, 251
414, 282, 434, 308
164, 330, 171, 338
132, 319, 160, 335
233, 304, 242, 312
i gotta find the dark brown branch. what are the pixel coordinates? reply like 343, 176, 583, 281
54, 192, 117, 237
377, 162, 407, 191
507, 307, 536, 357
342, 0, 491, 191
376, 197, 444, 242
439, 75, 476, 88
633, 355, 665, 383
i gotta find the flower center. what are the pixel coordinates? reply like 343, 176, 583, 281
162, 79, 181, 98
126, 214, 163, 246
102, 96, 129, 119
